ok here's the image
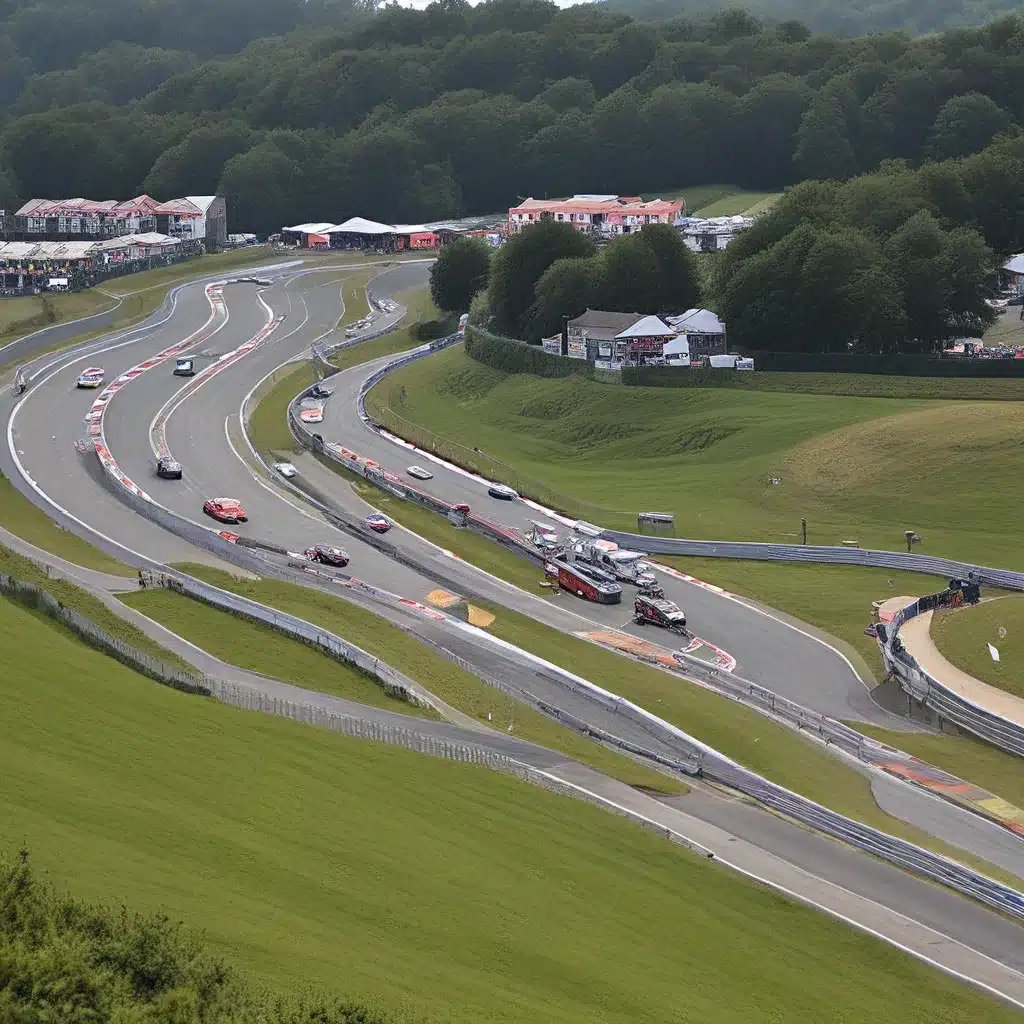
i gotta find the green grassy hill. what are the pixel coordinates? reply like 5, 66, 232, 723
369, 347, 1023, 568
932, 596, 1024, 700
2, 594, 1017, 1023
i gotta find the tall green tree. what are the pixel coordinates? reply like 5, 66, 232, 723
638, 223, 701, 313
793, 93, 858, 181
526, 255, 603, 338
429, 236, 491, 313
217, 140, 305, 234
489, 219, 595, 337
925, 92, 1015, 161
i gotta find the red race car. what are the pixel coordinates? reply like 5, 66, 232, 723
203, 497, 248, 524
364, 514, 391, 533
304, 544, 349, 566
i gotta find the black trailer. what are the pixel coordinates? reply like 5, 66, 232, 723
634, 593, 689, 636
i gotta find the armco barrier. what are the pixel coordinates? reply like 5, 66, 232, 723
69, 310, 1024, 918
883, 599, 1024, 757
355, 343, 1024, 756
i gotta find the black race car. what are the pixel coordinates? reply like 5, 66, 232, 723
309, 383, 333, 399
156, 455, 183, 479
304, 544, 350, 567
633, 593, 689, 635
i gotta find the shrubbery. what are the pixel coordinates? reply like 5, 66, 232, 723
0, 849, 395, 1023
465, 326, 594, 379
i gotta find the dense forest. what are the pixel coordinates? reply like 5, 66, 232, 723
605, 0, 1023, 39
0, 1, 1022, 234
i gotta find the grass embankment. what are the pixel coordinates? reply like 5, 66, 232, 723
368, 345, 1024, 568
121, 587, 438, 718
0, 290, 115, 344
168, 563, 685, 794
0, 472, 131, 574
931, 595, 1024, 701
0, 541, 191, 671
3, 597, 1018, 1024
652, 184, 781, 216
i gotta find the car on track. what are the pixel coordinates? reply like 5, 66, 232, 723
308, 383, 333, 399
173, 358, 195, 376
203, 497, 247, 523
304, 543, 349, 566
155, 456, 182, 480
76, 367, 105, 389
451, 502, 470, 514
273, 461, 297, 478
633, 593, 689, 635
488, 483, 518, 501
406, 465, 433, 480
364, 514, 391, 533
299, 407, 324, 424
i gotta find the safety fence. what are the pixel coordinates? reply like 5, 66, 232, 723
883, 597, 1024, 757
0, 571, 209, 695
355, 343, 1024, 757
66, 307, 1024, 919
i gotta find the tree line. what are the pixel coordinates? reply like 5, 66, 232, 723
0, 3, 1022, 232
434, 128, 1024, 354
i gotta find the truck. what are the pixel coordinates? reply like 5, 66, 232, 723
571, 538, 659, 589
633, 592, 690, 636
547, 557, 622, 604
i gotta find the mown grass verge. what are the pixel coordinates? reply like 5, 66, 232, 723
122, 586, 437, 717
6, 597, 1014, 1024
0, 472, 132, 575
169, 562, 686, 794
0, 541, 190, 671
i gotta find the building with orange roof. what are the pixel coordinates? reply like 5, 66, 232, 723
507, 194, 685, 237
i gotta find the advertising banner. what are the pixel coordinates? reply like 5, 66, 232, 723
542, 337, 562, 354
567, 339, 587, 359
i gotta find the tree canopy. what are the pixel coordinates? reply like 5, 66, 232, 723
430, 236, 492, 313
0, 3, 1021, 232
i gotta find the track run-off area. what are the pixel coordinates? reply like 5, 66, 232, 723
3, 256, 1024, 1009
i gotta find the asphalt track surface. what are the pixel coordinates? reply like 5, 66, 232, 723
315, 350, 903, 726
5, 261, 1024, 1005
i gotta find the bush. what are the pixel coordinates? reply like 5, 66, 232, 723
465, 326, 594, 379
410, 316, 456, 341
0, 849, 395, 1024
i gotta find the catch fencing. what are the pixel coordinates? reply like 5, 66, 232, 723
0, 571, 209, 695
883, 597, 1024, 757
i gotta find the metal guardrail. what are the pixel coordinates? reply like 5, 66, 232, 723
883, 599, 1024, 757
356, 344, 1024, 757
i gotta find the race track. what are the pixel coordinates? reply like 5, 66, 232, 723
4, 257, 1023, 1005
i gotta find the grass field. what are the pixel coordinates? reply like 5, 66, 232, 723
0, 540, 191, 670
0, 472, 131, 574
168, 563, 685, 794
3, 596, 1017, 1024
369, 346, 1024, 568
649, 184, 781, 216
121, 587, 437, 717
931, 595, 1024, 701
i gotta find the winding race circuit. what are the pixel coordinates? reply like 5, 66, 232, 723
4, 258, 1024, 1007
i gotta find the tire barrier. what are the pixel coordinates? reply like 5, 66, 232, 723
883, 598, 1024, 757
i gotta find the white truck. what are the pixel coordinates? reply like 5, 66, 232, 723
571, 538, 659, 589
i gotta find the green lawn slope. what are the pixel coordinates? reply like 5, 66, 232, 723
931, 596, 1024, 700
368, 346, 1024, 568
1, 594, 1017, 1024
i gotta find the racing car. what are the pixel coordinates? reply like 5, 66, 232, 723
364, 514, 391, 533
203, 497, 247, 523
304, 544, 349, 567
76, 367, 105, 388
299, 407, 324, 424
173, 358, 195, 377
308, 383, 333, 399
273, 461, 297, 478
155, 455, 182, 479
488, 483, 518, 501
407, 465, 433, 480
633, 592, 689, 636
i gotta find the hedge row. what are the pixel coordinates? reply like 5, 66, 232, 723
737, 349, 1024, 378
465, 326, 594, 378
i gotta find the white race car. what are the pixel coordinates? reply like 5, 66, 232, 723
273, 462, 297, 478
407, 465, 433, 480
488, 483, 518, 501
299, 407, 324, 424
76, 367, 105, 389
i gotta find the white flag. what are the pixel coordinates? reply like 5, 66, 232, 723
988, 643, 1000, 663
